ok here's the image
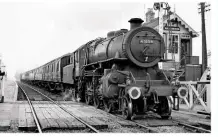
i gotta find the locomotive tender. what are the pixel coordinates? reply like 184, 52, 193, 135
21, 18, 178, 119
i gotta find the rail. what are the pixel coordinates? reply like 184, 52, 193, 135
173, 119, 211, 133
17, 82, 42, 133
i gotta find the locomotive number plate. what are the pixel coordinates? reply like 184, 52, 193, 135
139, 39, 153, 44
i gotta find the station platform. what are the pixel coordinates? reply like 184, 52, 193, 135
0, 80, 18, 131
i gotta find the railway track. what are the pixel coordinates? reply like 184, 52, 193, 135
17, 82, 211, 133
115, 115, 159, 133
17, 82, 100, 133
17, 82, 156, 133
91, 109, 159, 133
81, 99, 211, 133
17, 83, 42, 133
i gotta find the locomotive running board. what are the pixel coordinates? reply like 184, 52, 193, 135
83, 58, 128, 67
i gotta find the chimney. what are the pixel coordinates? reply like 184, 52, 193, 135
128, 18, 144, 30
145, 8, 155, 23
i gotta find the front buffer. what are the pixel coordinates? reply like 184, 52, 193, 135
122, 83, 175, 120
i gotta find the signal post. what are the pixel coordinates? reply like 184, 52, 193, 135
0, 55, 6, 103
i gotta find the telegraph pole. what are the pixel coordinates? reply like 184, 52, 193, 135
199, 2, 210, 73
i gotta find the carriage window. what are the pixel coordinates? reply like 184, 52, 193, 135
169, 35, 179, 53
70, 56, 74, 64
75, 52, 79, 63
57, 61, 60, 71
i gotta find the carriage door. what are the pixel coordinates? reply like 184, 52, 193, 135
75, 51, 79, 77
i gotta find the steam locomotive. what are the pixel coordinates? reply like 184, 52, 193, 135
21, 18, 177, 119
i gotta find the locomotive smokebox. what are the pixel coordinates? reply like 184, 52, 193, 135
128, 18, 144, 30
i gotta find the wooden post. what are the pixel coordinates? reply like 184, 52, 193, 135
207, 84, 211, 112
0, 76, 4, 103
190, 85, 209, 112
0, 65, 6, 103
0, 80, 1, 102
199, 2, 208, 72
188, 84, 193, 109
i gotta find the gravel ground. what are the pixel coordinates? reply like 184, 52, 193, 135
172, 111, 211, 125
43, 129, 92, 133
150, 126, 190, 133
96, 115, 147, 133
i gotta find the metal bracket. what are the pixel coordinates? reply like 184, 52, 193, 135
151, 90, 159, 104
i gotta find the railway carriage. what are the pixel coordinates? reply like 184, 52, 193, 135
21, 53, 71, 91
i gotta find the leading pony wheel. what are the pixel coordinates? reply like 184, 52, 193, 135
93, 96, 100, 108
122, 96, 133, 120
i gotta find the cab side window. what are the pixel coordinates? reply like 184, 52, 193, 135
53, 63, 55, 72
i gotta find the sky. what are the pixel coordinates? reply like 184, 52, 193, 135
0, 0, 211, 79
